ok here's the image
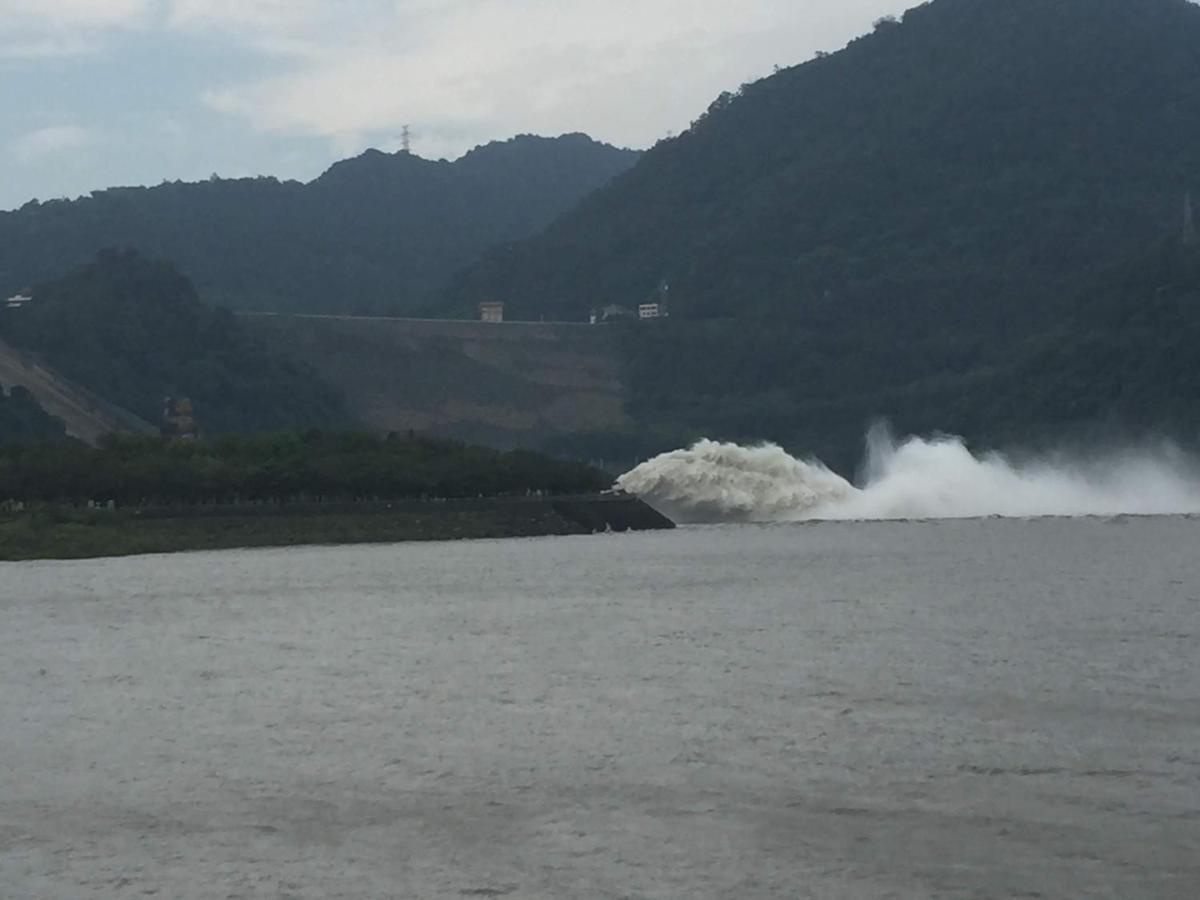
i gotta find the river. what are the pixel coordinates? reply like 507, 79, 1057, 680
2, 517, 1198, 898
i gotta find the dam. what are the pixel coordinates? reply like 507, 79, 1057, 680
241, 314, 630, 447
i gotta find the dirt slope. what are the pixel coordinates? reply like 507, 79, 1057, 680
0, 337, 155, 444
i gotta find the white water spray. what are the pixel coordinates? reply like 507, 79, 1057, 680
616, 431, 1200, 523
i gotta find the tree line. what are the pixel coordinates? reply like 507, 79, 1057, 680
0, 431, 610, 506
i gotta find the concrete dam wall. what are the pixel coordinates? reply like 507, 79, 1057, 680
241, 315, 630, 447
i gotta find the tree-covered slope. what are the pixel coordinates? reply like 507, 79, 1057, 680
610, 233, 1200, 471
449, 0, 1200, 332
0, 134, 638, 316
442, 0, 1200, 465
0, 250, 348, 434
988, 235, 1200, 445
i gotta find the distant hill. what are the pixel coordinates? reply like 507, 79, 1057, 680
0, 250, 348, 435
443, 0, 1200, 465
0, 134, 639, 316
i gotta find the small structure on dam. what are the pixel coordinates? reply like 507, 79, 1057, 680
478, 301, 505, 323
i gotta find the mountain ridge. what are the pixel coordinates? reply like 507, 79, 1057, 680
446, 0, 1200, 329
0, 133, 639, 316
440, 0, 1200, 465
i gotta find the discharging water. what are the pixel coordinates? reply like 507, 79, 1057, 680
617, 431, 1200, 523
2, 518, 1199, 898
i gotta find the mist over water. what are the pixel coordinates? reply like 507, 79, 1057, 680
616, 429, 1200, 523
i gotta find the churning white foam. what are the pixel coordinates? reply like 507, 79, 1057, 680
616, 430, 1200, 524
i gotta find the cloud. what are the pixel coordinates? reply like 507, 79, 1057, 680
0, 0, 151, 29
1, 1, 912, 161
0, 35, 100, 59
0, 0, 150, 60
0, 0, 913, 208
9, 125, 97, 164
165, 0, 332, 34
197, 0, 910, 157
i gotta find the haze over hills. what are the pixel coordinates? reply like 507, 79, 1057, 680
0, 134, 639, 317
445, 0, 1200, 466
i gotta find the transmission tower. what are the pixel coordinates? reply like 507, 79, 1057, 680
401, 125, 412, 155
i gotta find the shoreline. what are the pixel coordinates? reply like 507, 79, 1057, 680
0, 493, 674, 562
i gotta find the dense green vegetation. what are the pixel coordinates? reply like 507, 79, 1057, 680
0, 431, 609, 506
444, 0, 1200, 466
0, 432, 675, 561
0, 499, 647, 561
0, 386, 66, 444
0, 250, 348, 435
452, 0, 1200, 328
0, 135, 638, 316
612, 236, 1200, 471
992, 236, 1200, 446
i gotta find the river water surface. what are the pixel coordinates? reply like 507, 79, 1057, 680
2, 518, 1199, 898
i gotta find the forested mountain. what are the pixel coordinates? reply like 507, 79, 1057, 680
0, 134, 638, 316
0, 432, 608, 505
987, 235, 1200, 447
604, 235, 1200, 470
0, 250, 348, 435
447, 0, 1200, 465
450, 0, 1200, 327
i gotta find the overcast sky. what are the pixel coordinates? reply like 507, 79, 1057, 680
0, 0, 912, 210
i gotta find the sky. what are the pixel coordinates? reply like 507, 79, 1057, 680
0, 0, 912, 211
